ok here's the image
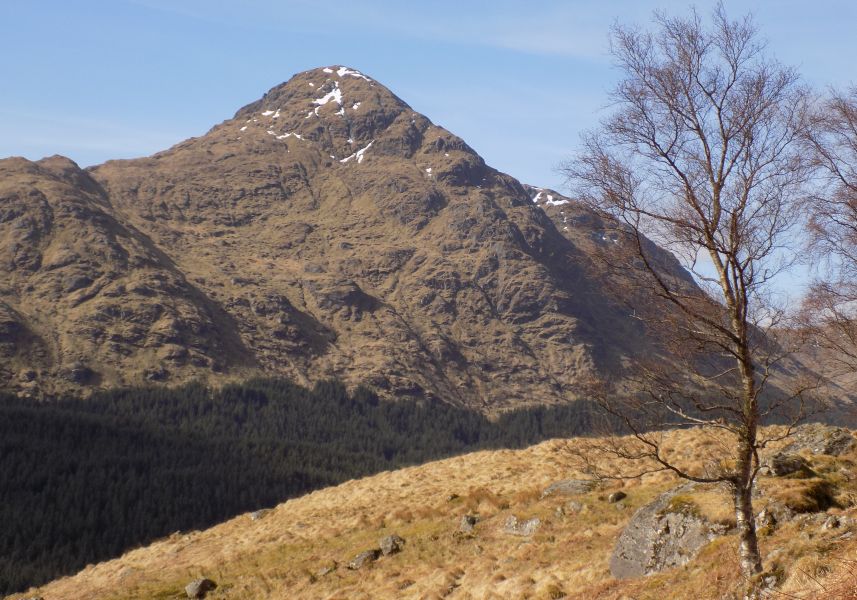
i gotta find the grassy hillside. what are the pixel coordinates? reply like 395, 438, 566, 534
0, 379, 598, 594
13, 427, 857, 600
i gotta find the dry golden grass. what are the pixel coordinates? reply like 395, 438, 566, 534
8, 427, 857, 600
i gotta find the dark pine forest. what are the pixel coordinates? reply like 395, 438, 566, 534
0, 378, 596, 594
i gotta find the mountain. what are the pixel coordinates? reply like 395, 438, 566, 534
1, 67, 707, 408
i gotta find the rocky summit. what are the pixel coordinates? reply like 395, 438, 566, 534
1, 66, 694, 409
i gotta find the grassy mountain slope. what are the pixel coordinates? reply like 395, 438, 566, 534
16, 427, 857, 600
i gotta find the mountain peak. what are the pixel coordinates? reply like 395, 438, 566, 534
233, 65, 406, 121
316, 65, 374, 81
221, 66, 432, 167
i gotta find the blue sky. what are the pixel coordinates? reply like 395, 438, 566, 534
4, 0, 857, 189
3, 0, 856, 295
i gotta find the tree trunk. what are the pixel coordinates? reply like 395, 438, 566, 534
733, 481, 762, 574
733, 441, 763, 597
732, 313, 763, 584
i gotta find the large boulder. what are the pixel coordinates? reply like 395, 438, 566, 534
610, 484, 731, 579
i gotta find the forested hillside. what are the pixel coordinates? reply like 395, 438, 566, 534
0, 379, 596, 594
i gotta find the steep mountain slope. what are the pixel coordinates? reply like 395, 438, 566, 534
1, 66, 694, 408
0, 156, 253, 394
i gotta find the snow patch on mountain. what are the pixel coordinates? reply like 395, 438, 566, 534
340, 141, 374, 164
530, 187, 570, 207
312, 82, 345, 116
336, 66, 372, 81
313, 84, 343, 108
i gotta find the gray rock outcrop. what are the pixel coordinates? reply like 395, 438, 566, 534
610, 484, 731, 578
782, 423, 856, 456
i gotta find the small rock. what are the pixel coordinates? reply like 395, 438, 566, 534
316, 561, 337, 577
503, 515, 541, 536
185, 577, 217, 599
565, 501, 584, 514
64, 275, 93, 293
380, 534, 406, 555
459, 514, 479, 533
822, 515, 840, 530
446, 493, 460, 502
541, 479, 596, 498
249, 509, 270, 521
756, 508, 777, 531
767, 452, 812, 477
608, 491, 627, 503
65, 362, 94, 384
145, 367, 169, 381
794, 513, 830, 529
765, 501, 796, 525
347, 549, 380, 570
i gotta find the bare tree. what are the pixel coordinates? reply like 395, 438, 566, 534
803, 87, 857, 373
561, 4, 814, 588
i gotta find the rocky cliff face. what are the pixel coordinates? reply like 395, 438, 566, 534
0, 66, 695, 409
0, 156, 254, 393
